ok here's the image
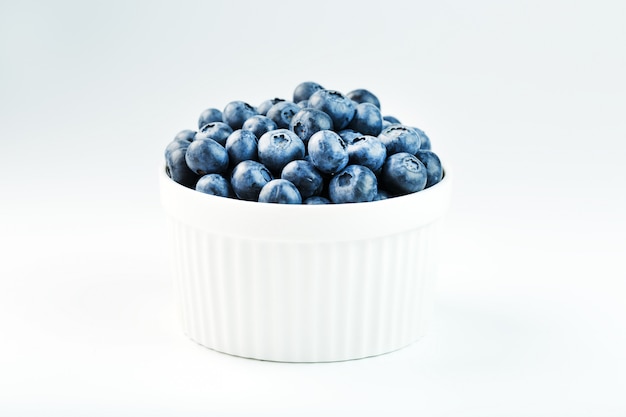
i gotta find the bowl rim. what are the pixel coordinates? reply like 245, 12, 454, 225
160, 162, 452, 241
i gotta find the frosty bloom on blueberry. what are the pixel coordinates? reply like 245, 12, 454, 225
329, 165, 378, 204
307, 89, 356, 131
223, 100, 258, 130
163, 81, 444, 203
225, 129, 258, 167
293, 81, 324, 103
257, 98, 285, 115
281, 160, 324, 200
257, 129, 305, 175
242, 115, 277, 139
230, 160, 274, 201
378, 124, 421, 155
346, 135, 387, 173
185, 138, 229, 176
289, 108, 334, 146
196, 173, 232, 197
266, 101, 301, 129
381, 152, 428, 195
195, 122, 233, 146
346, 88, 381, 109
198, 108, 223, 129
258, 179, 302, 204
307, 130, 349, 175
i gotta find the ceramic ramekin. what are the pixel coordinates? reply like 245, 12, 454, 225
159, 165, 451, 362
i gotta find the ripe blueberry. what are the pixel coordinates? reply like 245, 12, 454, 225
230, 160, 274, 201
258, 179, 302, 204
381, 152, 427, 195
258, 129, 305, 175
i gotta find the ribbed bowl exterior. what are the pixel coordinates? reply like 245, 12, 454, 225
160, 166, 451, 362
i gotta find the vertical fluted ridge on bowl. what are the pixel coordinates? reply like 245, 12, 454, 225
167, 216, 441, 362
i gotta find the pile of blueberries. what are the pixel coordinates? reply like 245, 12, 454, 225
165, 82, 443, 204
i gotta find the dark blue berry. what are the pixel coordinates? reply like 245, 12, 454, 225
347, 135, 387, 173
378, 124, 421, 155
198, 108, 223, 129
347, 102, 383, 136
337, 129, 362, 145
381, 152, 427, 195
410, 127, 432, 151
223, 101, 258, 129
414, 150, 443, 188
166, 147, 199, 188
195, 173, 232, 197
242, 115, 277, 139
185, 138, 229, 176
289, 108, 334, 146
257, 98, 285, 116
308, 89, 355, 130
303, 196, 331, 205
195, 122, 233, 146
257, 129, 305, 175
293, 81, 324, 103
346, 88, 381, 109
230, 160, 274, 201
225, 129, 258, 166
329, 165, 378, 203
383, 115, 401, 124
174, 129, 197, 142
281, 159, 324, 199
258, 179, 302, 204
307, 130, 349, 175
266, 101, 301, 129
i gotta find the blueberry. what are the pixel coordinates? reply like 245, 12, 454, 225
307, 89, 356, 130
381, 120, 393, 130
165, 138, 192, 159
223, 101, 258, 129
414, 150, 443, 188
258, 129, 305, 174
185, 138, 229, 176
337, 129, 362, 145
303, 196, 331, 205
346, 88, 381, 109
297, 99, 309, 108
381, 152, 427, 195
225, 129, 258, 166
378, 124, 421, 155
242, 115, 277, 139
383, 115, 401, 124
266, 101, 301, 129
230, 160, 274, 201
258, 179, 302, 204
347, 102, 383, 136
195, 122, 233, 146
293, 81, 324, 103
307, 130, 349, 175
195, 173, 232, 197
166, 147, 199, 188
173, 129, 197, 142
374, 189, 391, 201
329, 165, 378, 203
257, 98, 285, 116
347, 135, 387, 172
198, 108, 223, 129
281, 159, 324, 199
289, 108, 334, 146
410, 127, 432, 151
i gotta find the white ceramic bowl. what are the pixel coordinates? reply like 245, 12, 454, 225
159, 165, 452, 362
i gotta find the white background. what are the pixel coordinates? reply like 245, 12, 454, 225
1, 1, 625, 415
